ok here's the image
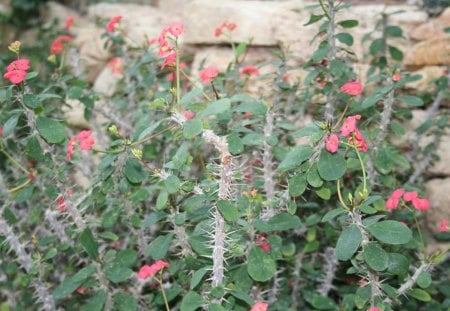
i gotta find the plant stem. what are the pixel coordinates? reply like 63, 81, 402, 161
0, 147, 29, 174
332, 99, 352, 131
175, 40, 181, 109
158, 273, 170, 311
337, 178, 349, 210
131, 125, 177, 147
413, 211, 427, 257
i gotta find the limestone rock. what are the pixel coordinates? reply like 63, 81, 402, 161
93, 66, 123, 97
63, 99, 90, 129
405, 66, 448, 93
41, 2, 88, 34
409, 7, 450, 41
404, 35, 450, 67
425, 178, 450, 235
428, 134, 450, 176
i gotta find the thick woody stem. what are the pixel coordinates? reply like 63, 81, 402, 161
324, 0, 337, 124
261, 108, 276, 220
317, 247, 338, 296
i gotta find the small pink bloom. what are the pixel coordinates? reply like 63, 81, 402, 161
340, 115, 361, 137
50, 35, 73, 55
403, 191, 418, 202
67, 136, 77, 161
161, 52, 177, 70
106, 15, 122, 33
159, 42, 174, 58
241, 65, 260, 76
412, 197, 429, 211
199, 66, 219, 84
65, 16, 75, 30
3, 70, 27, 84
137, 265, 153, 279
6, 59, 30, 72
107, 57, 123, 75
214, 27, 223, 37
78, 130, 94, 151
325, 134, 339, 153
138, 260, 170, 279
439, 219, 448, 232
226, 22, 237, 31
367, 308, 381, 311
56, 195, 67, 212
391, 188, 405, 200
348, 128, 368, 152
214, 21, 236, 37
148, 38, 158, 45
250, 302, 268, 311
152, 260, 170, 272
392, 73, 401, 82
385, 197, 399, 210
168, 22, 185, 38
256, 236, 271, 252
341, 81, 363, 96
183, 111, 195, 120
76, 287, 86, 295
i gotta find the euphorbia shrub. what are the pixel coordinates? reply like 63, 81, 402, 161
0, 1, 449, 311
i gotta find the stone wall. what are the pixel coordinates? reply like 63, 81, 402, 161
39, 1, 450, 238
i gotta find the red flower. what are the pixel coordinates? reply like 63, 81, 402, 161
56, 195, 67, 212
325, 134, 339, 153
67, 136, 77, 161
340, 115, 361, 137
241, 65, 260, 76
106, 15, 122, 32
6, 59, 30, 72
76, 287, 86, 294
391, 188, 405, 200
348, 128, 368, 152
341, 81, 363, 96
256, 235, 271, 252
168, 22, 185, 38
65, 16, 75, 30
199, 66, 219, 84
411, 197, 429, 211
439, 219, 448, 232
78, 130, 95, 150
367, 308, 380, 311
183, 111, 195, 120
107, 58, 123, 75
250, 302, 268, 311
50, 35, 73, 55
392, 73, 401, 82
161, 52, 177, 70
403, 191, 418, 202
3, 70, 27, 84
214, 21, 237, 37
385, 197, 399, 210
137, 260, 170, 279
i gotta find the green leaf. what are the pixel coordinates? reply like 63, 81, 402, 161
183, 119, 203, 139
232, 102, 267, 115
317, 151, 347, 181
361, 93, 383, 109
3, 113, 21, 137
190, 267, 209, 290
367, 220, 412, 245
336, 225, 362, 261
288, 173, 307, 197
23, 94, 40, 109
198, 98, 231, 118
180, 291, 204, 311
322, 207, 346, 222
180, 89, 203, 107
235, 42, 247, 59
25, 136, 44, 161
369, 38, 383, 55
387, 253, 409, 276
254, 213, 302, 233
389, 45, 403, 61
312, 46, 328, 62
304, 14, 324, 26
247, 246, 276, 282
408, 288, 431, 302
124, 159, 146, 184
164, 175, 180, 194
105, 265, 132, 283
217, 200, 238, 222
136, 120, 163, 140
80, 228, 99, 260
386, 25, 403, 37
375, 146, 394, 175
227, 133, 244, 155
67, 86, 84, 99
80, 290, 106, 311
363, 243, 389, 271
417, 271, 432, 289
114, 249, 137, 267
145, 233, 174, 260
316, 187, 331, 200
307, 164, 323, 188
53, 265, 96, 299
114, 292, 138, 311
397, 95, 424, 107
335, 33, 354, 46
36, 117, 66, 144
338, 19, 359, 28
306, 293, 338, 310
277, 145, 314, 172
329, 59, 347, 78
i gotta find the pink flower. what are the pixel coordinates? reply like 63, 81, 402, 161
439, 219, 448, 232
137, 260, 170, 279
3, 70, 27, 84
67, 136, 77, 160
250, 302, 268, 311
161, 52, 177, 70
56, 195, 67, 212
325, 134, 339, 153
340, 115, 361, 137
412, 197, 429, 211
159, 42, 174, 58
392, 73, 401, 82
385, 197, 399, 210
50, 35, 73, 55
256, 235, 271, 252
241, 65, 260, 76
341, 81, 363, 96
167, 62, 187, 81
168, 22, 185, 38
403, 191, 418, 202
107, 58, 123, 75
106, 15, 122, 32
65, 16, 75, 30
391, 188, 405, 200
214, 21, 237, 37
6, 59, 30, 72
78, 130, 95, 150
367, 308, 381, 311
183, 111, 195, 120
199, 66, 219, 84
76, 287, 86, 294
348, 128, 368, 152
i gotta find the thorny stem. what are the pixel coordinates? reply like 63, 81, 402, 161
394, 262, 432, 298
317, 247, 338, 296
175, 40, 181, 109
324, 0, 337, 125
261, 107, 276, 220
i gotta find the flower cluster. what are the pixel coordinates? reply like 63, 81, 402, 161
50, 35, 73, 55
325, 114, 368, 153
3, 58, 30, 84
440, 219, 448, 232
341, 81, 363, 96
241, 65, 260, 77
199, 66, 219, 84
385, 189, 429, 211
67, 130, 95, 161
65, 16, 75, 31
158, 22, 185, 70
107, 57, 124, 75
106, 15, 122, 33
214, 20, 237, 37
250, 302, 268, 311
137, 260, 170, 279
